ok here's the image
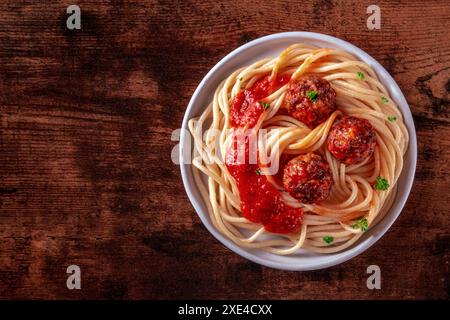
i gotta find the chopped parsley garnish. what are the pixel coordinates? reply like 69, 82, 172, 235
306, 90, 318, 102
352, 218, 369, 232
261, 101, 270, 110
323, 236, 334, 244
381, 96, 389, 103
387, 116, 397, 122
255, 168, 261, 175
374, 176, 389, 190
357, 71, 365, 80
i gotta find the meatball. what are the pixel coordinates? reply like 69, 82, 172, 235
283, 152, 333, 204
327, 116, 377, 165
283, 75, 336, 128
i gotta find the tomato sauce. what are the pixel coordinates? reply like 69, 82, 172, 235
230, 75, 290, 128
226, 75, 303, 234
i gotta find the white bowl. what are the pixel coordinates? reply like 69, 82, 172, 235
179, 32, 417, 271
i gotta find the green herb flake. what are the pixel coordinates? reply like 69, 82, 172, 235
323, 236, 334, 244
306, 90, 318, 102
374, 176, 389, 191
255, 168, 261, 176
381, 96, 389, 103
239, 77, 243, 81
387, 116, 397, 122
357, 71, 365, 80
261, 101, 270, 110
352, 218, 369, 232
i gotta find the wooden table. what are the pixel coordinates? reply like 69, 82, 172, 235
0, 0, 448, 299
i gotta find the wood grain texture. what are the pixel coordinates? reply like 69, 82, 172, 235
0, 0, 449, 299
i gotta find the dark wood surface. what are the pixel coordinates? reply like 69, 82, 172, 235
0, 0, 449, 300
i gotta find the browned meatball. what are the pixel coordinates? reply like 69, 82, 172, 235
284, 75, 336, 128
327, 116, 377, 165
283, 152, 333, 204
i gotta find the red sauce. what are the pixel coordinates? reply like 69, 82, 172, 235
230, 75, 290, 128
226, 75, 303, 234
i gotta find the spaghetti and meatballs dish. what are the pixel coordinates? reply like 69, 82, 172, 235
188, 44, 408, 254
